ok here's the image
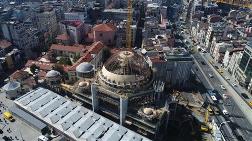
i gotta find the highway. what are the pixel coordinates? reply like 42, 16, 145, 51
193, 52, 252, 141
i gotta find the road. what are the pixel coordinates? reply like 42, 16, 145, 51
192, 52, 252, 141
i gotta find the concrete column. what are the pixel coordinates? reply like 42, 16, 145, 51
120, 97, 128, 125
91, 83, 99, 112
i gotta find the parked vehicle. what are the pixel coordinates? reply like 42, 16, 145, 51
209, 74, 213, 78
222, 109, 229, 116
220, 85, 226, 90
241, 93, 249, 99
232, 83, 237, 87
3, 111, 14, 122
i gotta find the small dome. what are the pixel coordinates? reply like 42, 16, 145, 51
78, 81, 89, 87
76, 62, 94, 73
143, 108, 153, 115
2, 81, 20, 91
46, 70, 60, 78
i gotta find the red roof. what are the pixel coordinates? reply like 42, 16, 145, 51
10, 70, 29, 80
25, 60, 55, 71
93, 23, 117, 32
50, 44, 86, 53
0, 40, 12, 49
67, 41, 105, 71
56, 34, 70, 41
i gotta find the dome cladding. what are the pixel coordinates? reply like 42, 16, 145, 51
104, 51, 151, 76
46, 70, 60, 78
99, 51, 153, 90
76, 62, 94, 73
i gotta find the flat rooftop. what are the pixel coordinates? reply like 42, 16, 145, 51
14, 87, 151, 141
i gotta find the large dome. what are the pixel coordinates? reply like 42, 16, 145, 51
98, 51, 153, 90
76, 62, 94, 73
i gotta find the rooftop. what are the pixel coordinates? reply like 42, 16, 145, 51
14, 87, 151, 141
93, 23, 117, 32
60, 20, 83, 27
0, 40, 12, 49
56, 34, 70, 41
25, 60, 54, 71
50, 44, 86, 53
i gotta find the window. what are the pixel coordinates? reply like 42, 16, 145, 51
100, 33, 103, 37
239, 52, 250, 71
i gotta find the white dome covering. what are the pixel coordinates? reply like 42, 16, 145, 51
76, 62, 94, 73
78, 81, 89, 87
143, 108, 153, 115
2, 81, 20, 91
46, 70, 60, 78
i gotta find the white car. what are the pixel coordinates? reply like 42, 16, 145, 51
222, 94, 228, 99
220, 85, 226, 90
232, 83, 237, 87
225, 77, 230, 80
222, 109, 229, 116
209, 74, 214, 78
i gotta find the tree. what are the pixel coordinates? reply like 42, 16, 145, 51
30, 64, 40, 74
59, 57, 72, 65
52, 64, 68, 82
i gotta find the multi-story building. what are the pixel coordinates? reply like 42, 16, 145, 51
116, 21, 136, 48
91, 23, 117, 46
59, 20, 85, 44
1, 21, 41, 57
102, 9, 131, 21
226, 48, 244, 76
146, 47, 193, 88
0, 40, 12, 57
211, 42, 233, 63
235, 42, 252, 88
205, 22, 226, 49
34, 6, 58, 46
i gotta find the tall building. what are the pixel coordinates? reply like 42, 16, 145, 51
59, 20, 85, 44
235, 42, 252, 87
1, 21, 41, 57
34, 6, 58, 46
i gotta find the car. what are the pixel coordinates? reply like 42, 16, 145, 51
225, 77, 230, 80
201, 61, 206, 65
232, 83, 237, 87
241, 93, 249, 99
220, 85, 226, 90
222, 109, 229, 116
222, 94, 228, 99
211, 95, 217, 101
209, 74, 213, 78
249, 101, 252, 107
214, 66, 219, 69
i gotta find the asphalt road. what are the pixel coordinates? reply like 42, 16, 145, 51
192, 52, 252, 141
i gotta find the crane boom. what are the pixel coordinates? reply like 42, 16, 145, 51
126, 0, 133, 49
212, 0, 252, 8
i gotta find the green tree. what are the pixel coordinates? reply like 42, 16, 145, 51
59, 57, 72, 65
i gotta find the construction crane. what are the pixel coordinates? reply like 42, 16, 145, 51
200, 105, 213, 132
126, 0, 133, 49
212, 0, 252, 8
